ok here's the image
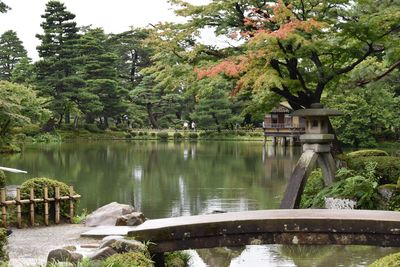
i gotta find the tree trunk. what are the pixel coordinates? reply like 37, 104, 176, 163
73, 116, 79, 130
146, 103, 159, 128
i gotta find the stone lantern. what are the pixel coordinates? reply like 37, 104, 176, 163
280, 103, 342, 209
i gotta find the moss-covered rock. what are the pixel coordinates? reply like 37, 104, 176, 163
370, 252, 400, 267
347, 149, 389, 158
102, 252, 154, 267
347, 156, 400, 184
20, 177, 75, 219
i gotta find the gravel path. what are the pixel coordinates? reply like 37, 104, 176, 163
8, 224, 99, 267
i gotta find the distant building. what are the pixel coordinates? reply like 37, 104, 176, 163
263, 103, 306, 145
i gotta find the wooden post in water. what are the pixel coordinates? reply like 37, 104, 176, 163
69, 186, 74, 223
44, 186, 49, 226
1, 188, 6, 227
55, 186, 60, 224
30, 188, 35, 226
16, 187, 22, 228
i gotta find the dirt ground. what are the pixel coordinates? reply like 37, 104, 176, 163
7, 224, 99, 267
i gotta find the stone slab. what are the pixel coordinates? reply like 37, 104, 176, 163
81, 226, 137, 238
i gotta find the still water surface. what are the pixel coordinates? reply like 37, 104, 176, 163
1, 141, 399, 266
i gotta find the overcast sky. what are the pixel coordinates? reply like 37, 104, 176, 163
0, 0, 210, 61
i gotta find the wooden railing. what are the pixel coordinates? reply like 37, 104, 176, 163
263, 123, 305, 129
0, 186, 81, 228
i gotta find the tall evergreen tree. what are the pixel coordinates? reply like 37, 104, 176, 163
11, 57, 35, 85
79, 28, 128, 128
0, 1, 9, 13
35, 1, 81, 124
0, 30, 27, 80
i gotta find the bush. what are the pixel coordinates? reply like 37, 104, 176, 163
188, 133, 198, 139
0, 171, 5, 188
165, 251, 191, 267
22, 124, 41, 137
370, 252, 400, 267
236, 130, 246, 136
20, 177, 75, 219
347, 156, 400, 184
33, 133, 62, 143
157, 132, 169, 141
0, 228, 8, 262
347, 149, 389, 158
150, 132, 156, 137
138, 131, 144, 136
84, 124, 103, 133
173, 132, 183, 139
300, 169, 324, 208
102, 252, 154, 267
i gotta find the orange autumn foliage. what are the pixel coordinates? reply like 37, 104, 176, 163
195, 56, 248, 79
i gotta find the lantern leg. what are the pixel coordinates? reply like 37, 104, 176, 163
318, 152, 336, 186
280, 150, 318, 209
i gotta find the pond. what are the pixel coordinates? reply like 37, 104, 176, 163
1, 140, 399, 266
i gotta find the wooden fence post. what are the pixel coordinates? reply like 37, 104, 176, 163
1, 188, 6, 227
55, 186, 60, 224
16, 187, 22, 228
69, 186, 74, 223
44, 186, 49, 226
30, 188, 35, 226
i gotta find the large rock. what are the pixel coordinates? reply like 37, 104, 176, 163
89, 247, 117, 260
111, 239, 147, 253
115, 212, 146, 226
47, 249, 83, 264
85, 202, 135, 226
99, 235, 125, 249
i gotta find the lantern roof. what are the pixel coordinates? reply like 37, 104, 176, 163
291, 103, 342, 117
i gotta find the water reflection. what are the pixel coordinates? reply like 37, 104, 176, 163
0, 141, 299, 218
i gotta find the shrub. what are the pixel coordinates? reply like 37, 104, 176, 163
84, 124, 103, 133
157, 132, 169, 141
300, 169, 324, 208
20, 177, 75, 219
0, 171, 5, 188
347, 156, 400, 184
165, 251, 191, 267
188, 133, 198, 139
236, 130, 246, 136
125, 134, 132, 139
0, 228, 8, 262
102, 252, 154, 267
347, 149, 389, 158
150, 132, 156, 137
33, 133, 62, 143
173, 132, 183, 139
109, 126, 119, 131
138, 131, 144, 136
370, 252, 400, 267
22, 124, 41, 137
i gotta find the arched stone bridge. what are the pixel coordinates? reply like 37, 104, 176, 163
128, 209, 400, 256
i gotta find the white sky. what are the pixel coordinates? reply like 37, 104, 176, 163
0, 0, 211, 61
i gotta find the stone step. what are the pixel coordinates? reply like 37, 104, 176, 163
81, 226, 137, 238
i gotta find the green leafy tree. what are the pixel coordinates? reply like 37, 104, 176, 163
171, 0, 400, 110
35, 1, 81, 124
0, 81, 50, 139
0, 1, 9, 13
0, 30, 27, 80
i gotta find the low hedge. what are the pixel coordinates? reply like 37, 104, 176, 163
347, 156, 400, 184
173, 132, 183, 139
157, 132, 169, 141
20, 177, 75, 219
370, 252, 400, 267
347, 149, 389, 158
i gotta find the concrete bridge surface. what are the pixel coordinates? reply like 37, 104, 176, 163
128, 209, 400, 254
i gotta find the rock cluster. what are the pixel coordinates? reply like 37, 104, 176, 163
85, 202, 146, 227
47, 236, 148, 265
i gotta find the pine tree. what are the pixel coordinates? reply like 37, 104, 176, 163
0, 30, 27, 80
11, 57, 35, 84
79, 28, 128, 128
35, 1, 81, 124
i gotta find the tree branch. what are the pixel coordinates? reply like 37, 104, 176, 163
356, 59, 400, 86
